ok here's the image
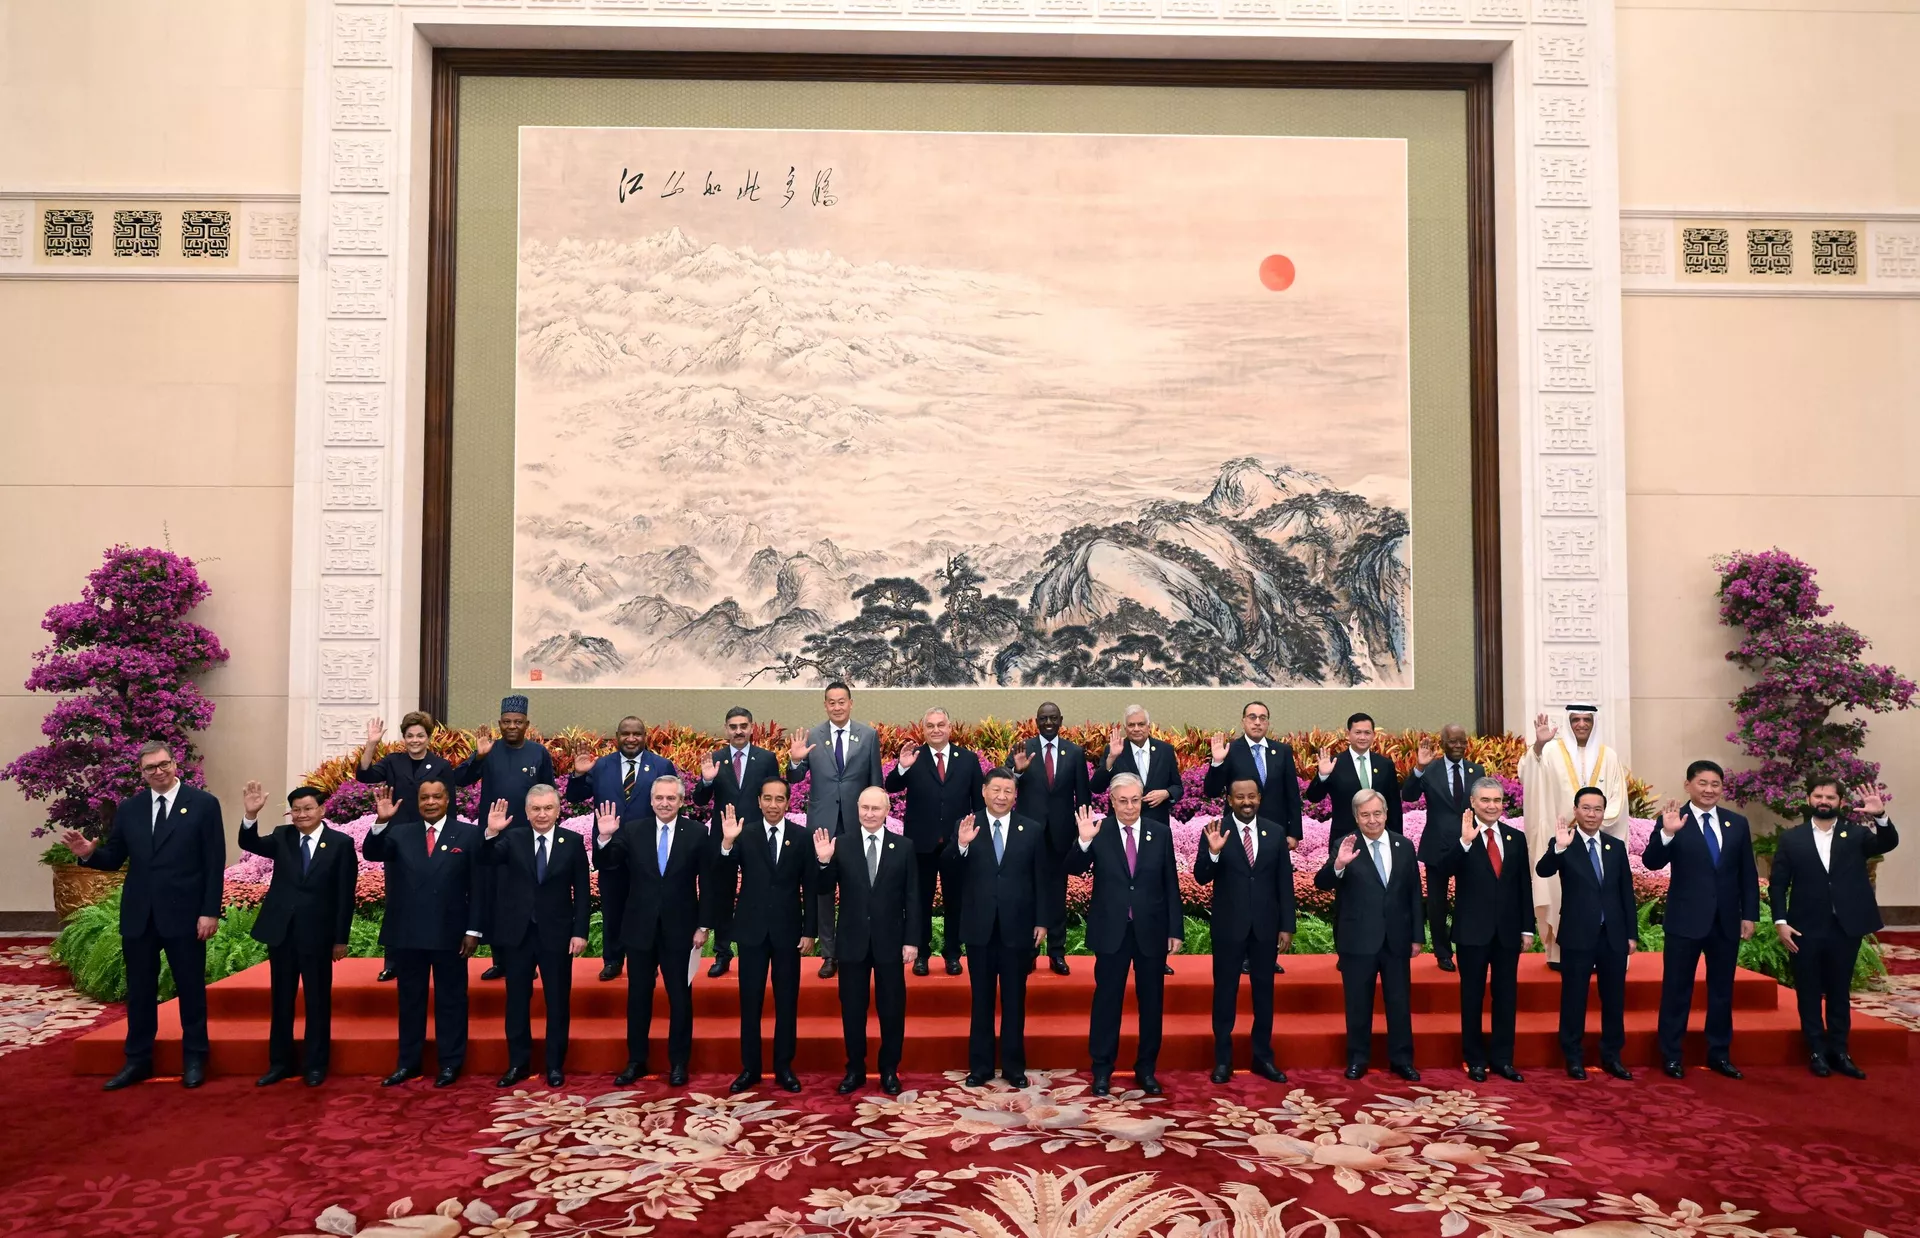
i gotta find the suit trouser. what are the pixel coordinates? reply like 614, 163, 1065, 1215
710, 868, 737, 963
1339, 948, 1414, 1068
1657, 929, 1738, 1062
122, 927, 209, 1064
1090, 931, 1165, 1075
627, 938, 694, 1069
392, 946, 469, 1071
1558, 921, 1629, 1065
737, 941, 802, 1073
1423, 863, 1454, 960
1455, 941, 1521, 1068
1042, 840, 1071, 955
968, 925, 1032, 1077
1212, 930, 1280, 1068
499, 938, 573, 1070
1792, 932, 1861, 1059
916, 850, 966, 960
267, 943, 334, 1072
838, 946, 907, 1074
598, 864, 629, 970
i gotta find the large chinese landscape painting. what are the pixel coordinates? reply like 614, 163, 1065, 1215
512, 127, 1413, 690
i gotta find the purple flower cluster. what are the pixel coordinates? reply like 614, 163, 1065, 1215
1716, 549, 1915, 816
4, 546, 230, 839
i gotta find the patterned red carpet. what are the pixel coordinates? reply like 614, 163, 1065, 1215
2, 937, 1918, 1238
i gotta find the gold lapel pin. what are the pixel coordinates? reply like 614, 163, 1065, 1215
1017, 824, 1024, 832
1261, 830, 1268, 837
1841, 829, 1850, 839
1145, 833, 1153, 842
439, 845, 448, 852
319, 841, 327, 849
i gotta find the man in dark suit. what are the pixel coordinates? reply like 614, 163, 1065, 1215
593, 775, 716, 1087
238, 782, 356, 1087
1306, 713, 1405, 849
1066, 774, 1181, 1096
1434, 777, 1536, 1082
1400, 724, 1484, 972
885, 707, 985, 976
1643, 760, 1760, 1079
788, 682, 884, 979
1536, 785, 1639, 1079
482, 785, 590, 1088
364, 777, 483, 1087
693, 706, 779, 978
1091, 706, 1184, 825
1194, 778, 1295, 1084
1203, 700, 1303, 847
566, 715, 673, 982
1008, 700, 1092, 975
812, 786, 919, 1094
1315, 789, 1425, 1080
453, 696, 558, 983
712, 775, 816, 1094
1771, 776, 1899, 1078
946, 768, 1048, 1087
63, 741, 225, 1091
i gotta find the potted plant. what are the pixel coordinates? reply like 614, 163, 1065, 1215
3, 545, 229, 918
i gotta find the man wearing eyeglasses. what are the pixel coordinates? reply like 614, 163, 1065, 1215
64, 741, 227, 1091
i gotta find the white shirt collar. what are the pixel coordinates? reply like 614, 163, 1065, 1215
1117, 816, 1142, 830
297, 824, 324, 839
763, 817, 785, 832
532, 825, 556, 841
655, 817, 677, 831
989, 815, 1008, 829
424, 817, 445, 831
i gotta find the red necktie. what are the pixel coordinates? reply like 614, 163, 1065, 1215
1243, 824, 1254, 861
1045, 742, 1056, 787
935, 750, 946, 782
425, 823, 436, 856
1487, 829, 1503, 878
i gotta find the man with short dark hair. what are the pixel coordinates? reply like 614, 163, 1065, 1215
1401, 724, 1483, 972
1306, 713, 1404, 848
1770, 776, 1898, 1078
482, 784, 590, 1089
712, 776, 815, 1094
947, 767, 1048, 1087
63, 741, 226, 1091
1008, 700, 1092, 975
453, 695, 558, 982
566, 716, 672, 981
1316, 788, 1424, 1080
1434, 777, 1535, 1083
1536, 786, 1638, 1079
788, 682, 883, 979
1204, 701, 1303, 847
1644, 760, 1759, 1079
693, 706, 778, 978
239, 782, 357, 1087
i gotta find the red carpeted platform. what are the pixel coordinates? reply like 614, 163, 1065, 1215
71, 953, 1910, 1076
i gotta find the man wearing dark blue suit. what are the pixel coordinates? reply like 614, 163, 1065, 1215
886, 707, 986, 976
1008, 700, 1093, 976
482, 785, 591, 1088
1315, 789, 1425, 1081
947, 768, 1048, 1087
1770, 776, 1899, 1078
1202, 701, 1303, 846
692, 706, 780, 978
63, 741, 226, 1091
454, 695, 557, 982
1535, 786, 1639, 1080
364, 777, 483, 1087
566, 716, 673, 981
1194, 779, 1295, 1084
1643, 760, 1760, 1078
1433, 778, 1536, 1082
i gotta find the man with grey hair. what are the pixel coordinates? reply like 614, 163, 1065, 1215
885, 707, 985, 976
1315, 788, 1424, 1080
1091, 706, 1183, 827
1432, 776, 1535, 1082
482, 784, 591, 1088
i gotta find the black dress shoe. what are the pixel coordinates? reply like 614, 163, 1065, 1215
181, 1059, 206, 1089
382, 1066, 421, 1087
1091, 1073, 1112, 1096
546, 1069, 565, 1088
944, 957, 963, 976
1050, 955, 1071, 976
964, 1071, 992, 1088
1274, 962, 1285, 974
819, 959, 837, 979
1830, 1054, 1867, 1080
708, 957, 731, 978
1566, 1063, 1588, 1080
1209, 1065, 1232, 1085
1809, 1055, 1832, 1078
1163, 962, 1174, 975
1492, 1064, 1524, 1083
305, 1069, 327, 1087
480, 963, 504, 981
1004, 1072, 1030, 1089
1436, 958, 1457, 973
498, 1064, 531, 1088
1467, 1065, 1488, 1083
881, 1073, 901, 1094
912, 957, 930, 976
730, 1070, 762, 1094
1344, 1063, 1366, 1080
1390, 1063, 1421, 1082
1136, 1073, 1163, 1096
1706, 1058, 1742, 1080
376, 967, 397, 982
434, 1065, 461, 1088
1250, 1060, 1287, 1083
837, 1071, 867, 1095
256, 1066, 295, 1087
598, 963, 621, 982
1602, 1059, 1632, 1080
1661, 1060, 1685, 1079
776, 1070, 802, 1093
614, 1062, 645, 1086
1546, 961, 1562, 972
103, 1061, 153, 1091
668, 1065, 689, 1086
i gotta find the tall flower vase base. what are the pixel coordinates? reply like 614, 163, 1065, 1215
50, 863, 123, 922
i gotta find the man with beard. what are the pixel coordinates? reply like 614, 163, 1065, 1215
1007, 701, 1091, 976
947, 768, 1048, 1087
693, 707, 779, 978
1399, 724, 1484, 973
453, 696, 557, 981
566, 716, 673, 981
1193, 779, 1295, 1084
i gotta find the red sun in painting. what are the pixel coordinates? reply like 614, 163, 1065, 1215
1258, 254, 1296, 291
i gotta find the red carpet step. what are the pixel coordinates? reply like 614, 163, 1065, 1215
73, 954, 1910, 1076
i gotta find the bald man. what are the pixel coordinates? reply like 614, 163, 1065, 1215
812, 787, 920, 1095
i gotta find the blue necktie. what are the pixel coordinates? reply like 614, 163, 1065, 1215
1588, 836, 1603, 922
536, 833, 549, 883
1698, 811, 1721, 866
1251, 743, 1267, 782
993, 819, 1005, 863
834, 729, 845, 774
657, 822, 672, 875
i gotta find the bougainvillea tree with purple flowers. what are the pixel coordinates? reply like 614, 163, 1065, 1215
1716, 548, 1915, 818
4, 546, 230, 841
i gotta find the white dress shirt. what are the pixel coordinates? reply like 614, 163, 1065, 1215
1130, 742, 1152, 775
1339, 832, 1392, 882
1693, 804, 1723, 853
